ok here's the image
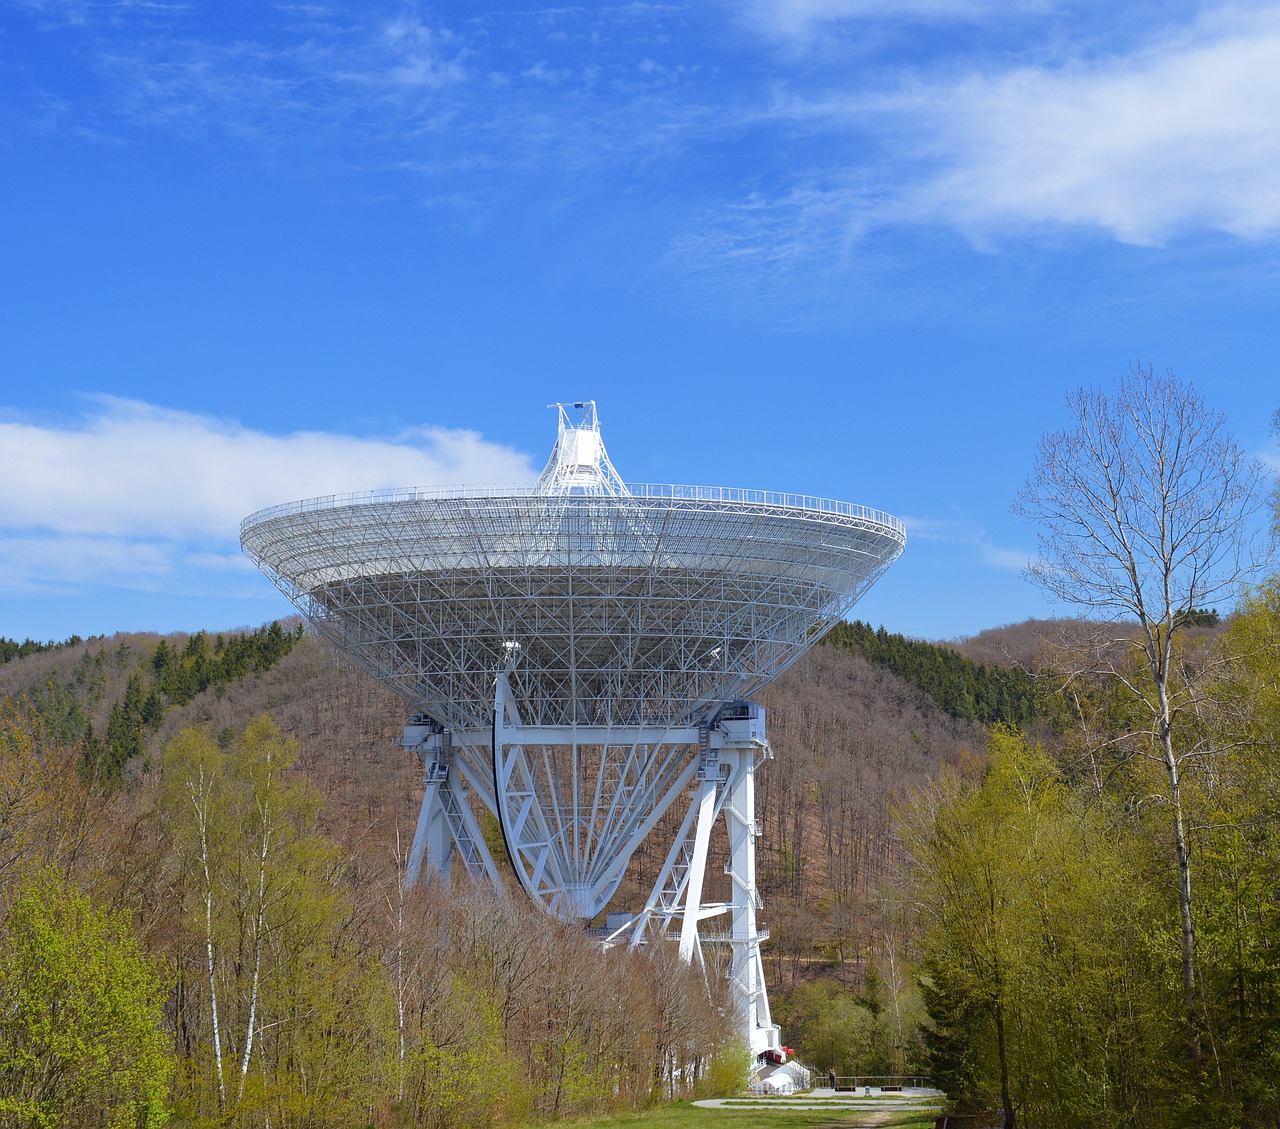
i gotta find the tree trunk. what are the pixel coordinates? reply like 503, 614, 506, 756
239, 802, 270, 1100
1159, 696, 1202, 1065
994, 996, 1015, 1129
191, 776, 226, 1109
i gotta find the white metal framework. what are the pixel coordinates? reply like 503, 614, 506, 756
241, 400, 905, 1056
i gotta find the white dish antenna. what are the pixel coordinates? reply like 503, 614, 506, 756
242, 401, 905, 1057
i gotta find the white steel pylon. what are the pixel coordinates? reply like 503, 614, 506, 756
490, 671, 700, 921
720, 744, 777, 1055
401, 717, 503, 890
402, 697, 782, 1057
607, 703, 781, 1056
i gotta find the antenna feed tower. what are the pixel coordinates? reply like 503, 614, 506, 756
535, 399, 627, 496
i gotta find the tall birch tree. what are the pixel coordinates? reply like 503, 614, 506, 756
1016, 363, 1265, 1063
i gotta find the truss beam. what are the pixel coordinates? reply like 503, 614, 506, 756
243, 406, 903, 1063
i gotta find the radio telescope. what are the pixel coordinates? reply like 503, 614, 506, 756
241, 401, 905, 1056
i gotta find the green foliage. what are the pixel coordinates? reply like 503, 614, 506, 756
24, 676, 92, 748
1174, 606, 1220, 628
917, 963, 982, 1103
0, 633, 93, 665
898, 576, 1280, 1128
10, 647, 107, 752
0, 699, 87, 890
477, 808, 516, 875
89, 672, 157, 786
902, 726, 1176, 1128
691, 1041, 751, 1099
0, 642, 751, 1129
158, 717, 392, 1126
13, 622, 304, 789
1223, 575, 1280, 735
1186, 575, 1280, 1122
396, 974, 524, 1129
822, 621, 1046, 725
778, 979, 890, 1076
0, 869, 173, 1128
152, 621, 302, 706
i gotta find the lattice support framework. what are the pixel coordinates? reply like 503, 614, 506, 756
241, 400, 905, 1060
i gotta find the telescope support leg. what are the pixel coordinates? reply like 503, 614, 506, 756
407, 762, 451, 889
677, 776, 719, 962
722, 748, 779, 1055
404, 727, 504, 891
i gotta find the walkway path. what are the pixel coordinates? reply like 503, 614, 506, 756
694, 1085, 945, 1112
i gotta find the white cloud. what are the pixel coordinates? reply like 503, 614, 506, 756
378, 15, 468, 89
19, 2, 697, 196
668, 183, 872, 286
0, 534, 176, 592
101, 15, 471, 144
891, 8, 1280, 243
0, 398, 537, 592
691, 3, 1280, 287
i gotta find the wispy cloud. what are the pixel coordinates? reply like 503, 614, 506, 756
0, 398, 536, 593
11, 2, 709, 203
897, 7, 1280, 244
664, 180, 880, 317
93, 9, 473, 144
16, 0, 1280, 306
743, 0, 1049, 40
679, 3, 1280, 299
902, 516, 1030, 571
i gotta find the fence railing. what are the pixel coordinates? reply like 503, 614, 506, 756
827, 1074, 935, 1091
241, 482, 906, 536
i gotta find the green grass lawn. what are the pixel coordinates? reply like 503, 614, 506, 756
559, 1101, 940, 1129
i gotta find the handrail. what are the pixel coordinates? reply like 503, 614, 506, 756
241, 483, 905, 537
829, 1074, 935, 1088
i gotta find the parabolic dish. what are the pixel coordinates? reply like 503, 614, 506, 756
240, 483, 906, 730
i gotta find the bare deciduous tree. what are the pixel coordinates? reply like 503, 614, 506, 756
1016, 362, 1266, 1063
1271, 408, 1280, 540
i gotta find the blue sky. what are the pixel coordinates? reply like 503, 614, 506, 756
2, 0, 1278, 643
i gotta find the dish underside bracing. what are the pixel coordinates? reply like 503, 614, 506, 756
241, 402, 905, 1057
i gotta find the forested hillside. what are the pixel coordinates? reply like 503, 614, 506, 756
5, 584, 1279, 1129
0, 618, 984, 971
822, 619, 1045, 725
0, 615, 984, 1126
0, 627, 749, 1127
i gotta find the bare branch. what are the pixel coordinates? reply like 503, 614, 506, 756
1015, 362, 1267, 1067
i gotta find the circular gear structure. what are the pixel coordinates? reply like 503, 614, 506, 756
242, 401, 905, 1055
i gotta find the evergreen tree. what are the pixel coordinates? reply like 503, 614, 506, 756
99, 673, 149, 785
823, 620, 1045, 725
